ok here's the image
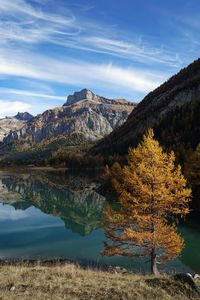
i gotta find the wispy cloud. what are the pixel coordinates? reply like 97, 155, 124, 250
0, 88, 66, 101
160, 10, 200, 63
13, 80, 55, 94
0, 0, 74, 25
0, 86, 66, 116
0, 0, 79, 47
0, 100, 32, 118
0, 46, 165, 94
0, 0, 180, 67
77, 37, 181, 67
1, 0, 198, 118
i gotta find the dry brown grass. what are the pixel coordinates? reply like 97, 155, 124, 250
0, 262, 199, 300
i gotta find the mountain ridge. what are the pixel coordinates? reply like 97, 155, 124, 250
1, 89, 136, 150
91, 58, 200, 158
14, 112, 34, 122
0, 112, 34, 142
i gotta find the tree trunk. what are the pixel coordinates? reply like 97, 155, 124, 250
151, 249, 159, 275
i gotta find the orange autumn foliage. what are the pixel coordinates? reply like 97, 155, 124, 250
102, 129, 191, 274
102, 162, 123, 194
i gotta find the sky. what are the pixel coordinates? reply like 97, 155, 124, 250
0, 0, 200, 117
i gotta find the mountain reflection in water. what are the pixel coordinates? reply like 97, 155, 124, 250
0, 170, 199, 273
0, 171, 106, 236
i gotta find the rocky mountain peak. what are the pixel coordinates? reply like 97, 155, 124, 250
1, 89, 136, 148
0, 113, 32, 142
15, 112, 34, 122
63, 89, 97, 106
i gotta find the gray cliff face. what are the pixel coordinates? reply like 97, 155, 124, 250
64, 88, 97, 105
0, 117, 26, 142
0, 112, 34, 142
14, 112, 34, 122
3, 89, 136, 146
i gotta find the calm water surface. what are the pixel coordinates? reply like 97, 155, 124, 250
0, 170, 199, 273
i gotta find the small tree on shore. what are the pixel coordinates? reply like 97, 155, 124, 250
102, 129, 191, 274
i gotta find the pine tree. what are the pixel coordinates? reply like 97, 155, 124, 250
185, 143, 200, 187
103, 129, 191, 274
185, 144, 200, 209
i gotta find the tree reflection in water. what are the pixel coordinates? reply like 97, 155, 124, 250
0, 171, 107, 236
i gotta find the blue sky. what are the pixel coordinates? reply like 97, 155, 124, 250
0, 0, 199, 117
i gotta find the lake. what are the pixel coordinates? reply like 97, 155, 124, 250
0, 170, 199, 273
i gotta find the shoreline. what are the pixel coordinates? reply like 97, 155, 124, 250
0, 261, 199, 299
0, 166, 68, 173
0, 165, 104, 173
0, 257, 195, 275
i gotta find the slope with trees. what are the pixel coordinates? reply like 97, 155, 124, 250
91, 59, 200, 159
185, 144, 200, 210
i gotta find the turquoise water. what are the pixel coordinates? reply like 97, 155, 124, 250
0, 170, 199, 273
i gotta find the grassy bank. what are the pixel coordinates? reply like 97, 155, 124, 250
0, 262, 199, 299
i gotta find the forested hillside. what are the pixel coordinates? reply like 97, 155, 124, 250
91, 59, 200, 161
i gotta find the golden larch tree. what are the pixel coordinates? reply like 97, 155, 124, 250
102, 162, 123, 194
102, 129, 191, 274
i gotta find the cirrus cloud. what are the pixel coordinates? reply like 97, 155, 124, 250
0, 100, 32, 118
0, 46, 165, 95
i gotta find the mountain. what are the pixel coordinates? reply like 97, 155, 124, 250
0, 112, 33, 142
3, 89, 136, 149
91, 59, 200, 160
14, 112, 34, 121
